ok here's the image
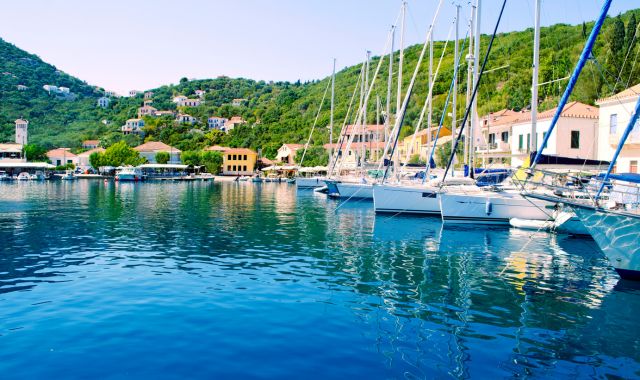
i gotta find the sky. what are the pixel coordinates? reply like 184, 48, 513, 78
0, 0, 636, 95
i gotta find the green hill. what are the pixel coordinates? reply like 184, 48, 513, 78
0, 8, 639, 159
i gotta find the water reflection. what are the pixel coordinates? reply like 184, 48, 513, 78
0, 181, 638, 378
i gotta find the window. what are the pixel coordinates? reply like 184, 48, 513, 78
571, 130, 580, 149
227, 165, 230, 171
501, 131, 508, 142
518, 135, 523, 150
232, 165, 236, 171
488, 133, 495, 144
233, 154, 237, 160
631, 160, 638, 173
243, 165, 247, 172
56, 160, 61, 166
610, 114, 617, 135
243, 155, 247, 160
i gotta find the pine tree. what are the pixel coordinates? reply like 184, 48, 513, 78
610, 16, 626, 55
582, 22, 587, 39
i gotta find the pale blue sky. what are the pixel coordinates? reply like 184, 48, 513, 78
0, 0, 635, 95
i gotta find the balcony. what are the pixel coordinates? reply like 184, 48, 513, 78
477, 141, 511, 153
609, 132, 640, 147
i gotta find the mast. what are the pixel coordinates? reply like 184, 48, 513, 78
466, 4, 475, 168
330, 58, 336, 163
386, 26, 395, 144
359, 58, 365, 171
452, 5, 460, 174
396, 1, 406, 115
363, 50, 371, 171
530, 0, 541, 153
427, 22, 434, 158
469, 0, 481, 176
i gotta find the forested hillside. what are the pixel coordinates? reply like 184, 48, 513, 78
0, 8, 639, 160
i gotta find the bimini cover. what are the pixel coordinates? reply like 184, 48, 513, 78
530, 152, 610, 167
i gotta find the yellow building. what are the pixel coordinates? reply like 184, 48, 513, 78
398, 126, 452, 163
223, 148, 257, 175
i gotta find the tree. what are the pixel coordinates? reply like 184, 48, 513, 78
155, 151, 170, 164
23, 144, 48, 161
201, 151, 223, 174
180, 150, 201, 166
408, 154, 424, 165
626, 14, 637, 51
97, 141, 146, 167
89, 151, 103, 169
295, 146, 328, 167
582, 22, 587, 39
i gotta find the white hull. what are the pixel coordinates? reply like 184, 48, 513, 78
572, 206, 640, 279
553, 211, 590, 235
334, 182, 373, 199
439, 190, 554, 225
373, 184, 440, 215
296, 177, 326, 189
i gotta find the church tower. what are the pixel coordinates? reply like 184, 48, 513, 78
15, 119, 28, 145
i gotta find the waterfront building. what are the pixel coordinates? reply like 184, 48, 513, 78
134, 141, 181, 164
475, 109, 525, 165
276, 144, 304, 164
207, 116, 228, 130
596, 83, 640, 173
0, 143, 24, 161
323, 124, 387, 165
76, 147, 105, 170
121, 118, 145, 135
510, 101, 599, 167
46, 148, 78, 167
398, 125, 452, 163
82, 140, 100, 149
15, 119, 28, 145
97, 96, 110, 108
176, 114, 197, 124
222, 148, 257, 175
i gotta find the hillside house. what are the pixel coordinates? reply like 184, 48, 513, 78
176, 114, 197, 124
195, 90, 206, 98
207, 116, 228, 130
17, 85, 27, 91
232, 98, 247, 107
226, 116, 246, 131
178, 98, 202, 107
138, 105, 158, 118
121, 118, 145, 135
97, 96, 110, 108
82, 140, 100, 149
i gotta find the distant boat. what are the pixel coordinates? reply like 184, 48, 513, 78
29, 171, 46, 181
115, 166, 143, 182
16, 172, 30, 181
0, 171, 11, 181
60, 170, 76, 180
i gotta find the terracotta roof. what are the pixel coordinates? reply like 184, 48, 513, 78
127, 118, 143, 122
77, 147, 105, 157
134, 141, 181, 153
205, 145, 230, 152
481, 109, 527, 127
283, 143, 304, 150
228, 116, 245, 123
46, 148, 77, 158
323, 141, 387, 150
83, 140, 100, 145
14, 119, 28, 124
516, 101, 598, 122
260, 157, 275, 165
0, 143, 23, 153
224, 148, 256, 154
596, 83, 640, 104
344, 124, 385, 134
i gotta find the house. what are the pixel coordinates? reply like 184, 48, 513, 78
205, 145, 230, 153
476, 109, 526, 165
43, 84, 58, 93
134, 141, 181, 164
129, 90, 142, 97
97, 96, 111, 108
144, 91, 154, 99
121, 118, 145, 135
138, 105, 158, 118
105, 90, 117, 97
398, 125, 453, 163
0, 143, 24, 161
323, 141, 387, 168
195, 90, 206, 98
222, 148, 257, 175
82, 140, 100, 149
176, 113, 197, 124
16, 85, 27, 91
596, 83, 640, 173
510, 101, 599, 167
76, 147, 105, 170
232, 98, 247, 107
276, 144, 304, 164
154, 110, 175, 117
58, 87, 70, 94
226, 116, 246, 131
207, 116, 228, 130
143, 99, 153, 106
46, 148, 78, 167
172, 95, 188, 104
178, 98, 202, 107
15, 119, 28, 145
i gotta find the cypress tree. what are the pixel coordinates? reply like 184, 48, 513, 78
626, 14, 637, 50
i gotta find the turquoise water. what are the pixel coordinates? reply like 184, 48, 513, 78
0, 181, 638, 379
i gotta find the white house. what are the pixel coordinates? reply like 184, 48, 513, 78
15, 119, 28, 145
207, 116, 228, 130
16, 85, 27, 91
0, 143, 24, 161
510, 101, 599, 167
144, 91, 154, 99
43, 84, 58, 93
76, 147, 105, 171
134, 141, 181, 164
276, 144, 304, 164
476, 109, 526, 165
178, 98, 202, 107
138, 105, 158, 118
46, 148, 78, 167
596, 83, 640, 173
232, 98, 247, 107
173, 95, 188, 104
226, 116, 246, 131
58, 87, 70, 94
176, 114, 197, 124
129, 90, 142, 97
97, 96, 111, 108
121, 118, 145, 135
195, 90, 206, 98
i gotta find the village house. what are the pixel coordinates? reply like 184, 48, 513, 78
232, 98, 247, 107
225, 116, 246, 131
105, 90, 117, 97
398, 126, 453, 163
276, 144, 304, 164
154, 110, 175, 117
596, 83, 640, 173
76, 147, 105, 171
58, 87, 70, 94
97, 96, 110, 108
222, 148, 257, 175
510, 101, 599, 167
195, 90, 206, 98
43, 84, 58, 93
129, 90, 142, 97
476, 109, 525, 165
172, 95, 188, 104
176, 113, 197, 124
0, 143, 24, 162
138, 105, 158, 118
82, 140, 100, 149
143, 99, 153, 106
121, 118, 145, 135
178, 98, 202, 107
207, 116, 228, 130
16, 85, 27, 91
46, 148, 78, 167
323, 124, 387, 166
205, 145, 230, 153
144, 91, 154, 99
134, 141, 181, 164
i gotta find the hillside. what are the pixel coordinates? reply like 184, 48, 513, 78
0, 8, 639, 159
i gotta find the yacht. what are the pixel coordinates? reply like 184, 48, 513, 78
16, 172, 30, 181
115, 166, 144, 182
30, 171, 46, 181
0, 171, 13, 181
60, 170, 76, 180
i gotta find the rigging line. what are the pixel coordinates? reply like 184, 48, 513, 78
442, 0, 508, 182
591, 56, 638, 117
614, 24, 638, 90
401, 19, 455, 171
298, 78, 332, 167
625, 42, 640, 89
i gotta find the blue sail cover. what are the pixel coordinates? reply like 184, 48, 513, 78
596, 173, 640, 184
529, 152, 610, 167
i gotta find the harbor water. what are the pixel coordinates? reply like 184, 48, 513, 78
0, 181, 638, 379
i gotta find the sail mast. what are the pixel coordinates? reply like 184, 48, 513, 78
465, 4, 475, 170
427, 19, 434, 159
530, 0, 541, 153
469, 0, 481, 176
386, 26, 395, 145
452, 5, 460, 174
330, 58, 336, 163
396, 1, 406, 115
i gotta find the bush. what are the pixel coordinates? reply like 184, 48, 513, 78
201, 151, 223, 174
155, 151, 170, 164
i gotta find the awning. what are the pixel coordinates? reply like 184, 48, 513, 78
138, 164, 189, 170
530, 152, 610, 168
0, 161, 55, 169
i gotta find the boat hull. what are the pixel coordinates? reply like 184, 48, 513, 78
373, 184, 440, 215
572, 206, 640, 280
333, 182, 373, 199
296, 177, 326, 189
116, 174, 143, 182
439, 190, 554, 225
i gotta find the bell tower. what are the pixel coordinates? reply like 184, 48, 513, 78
15, 119, 28, 145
